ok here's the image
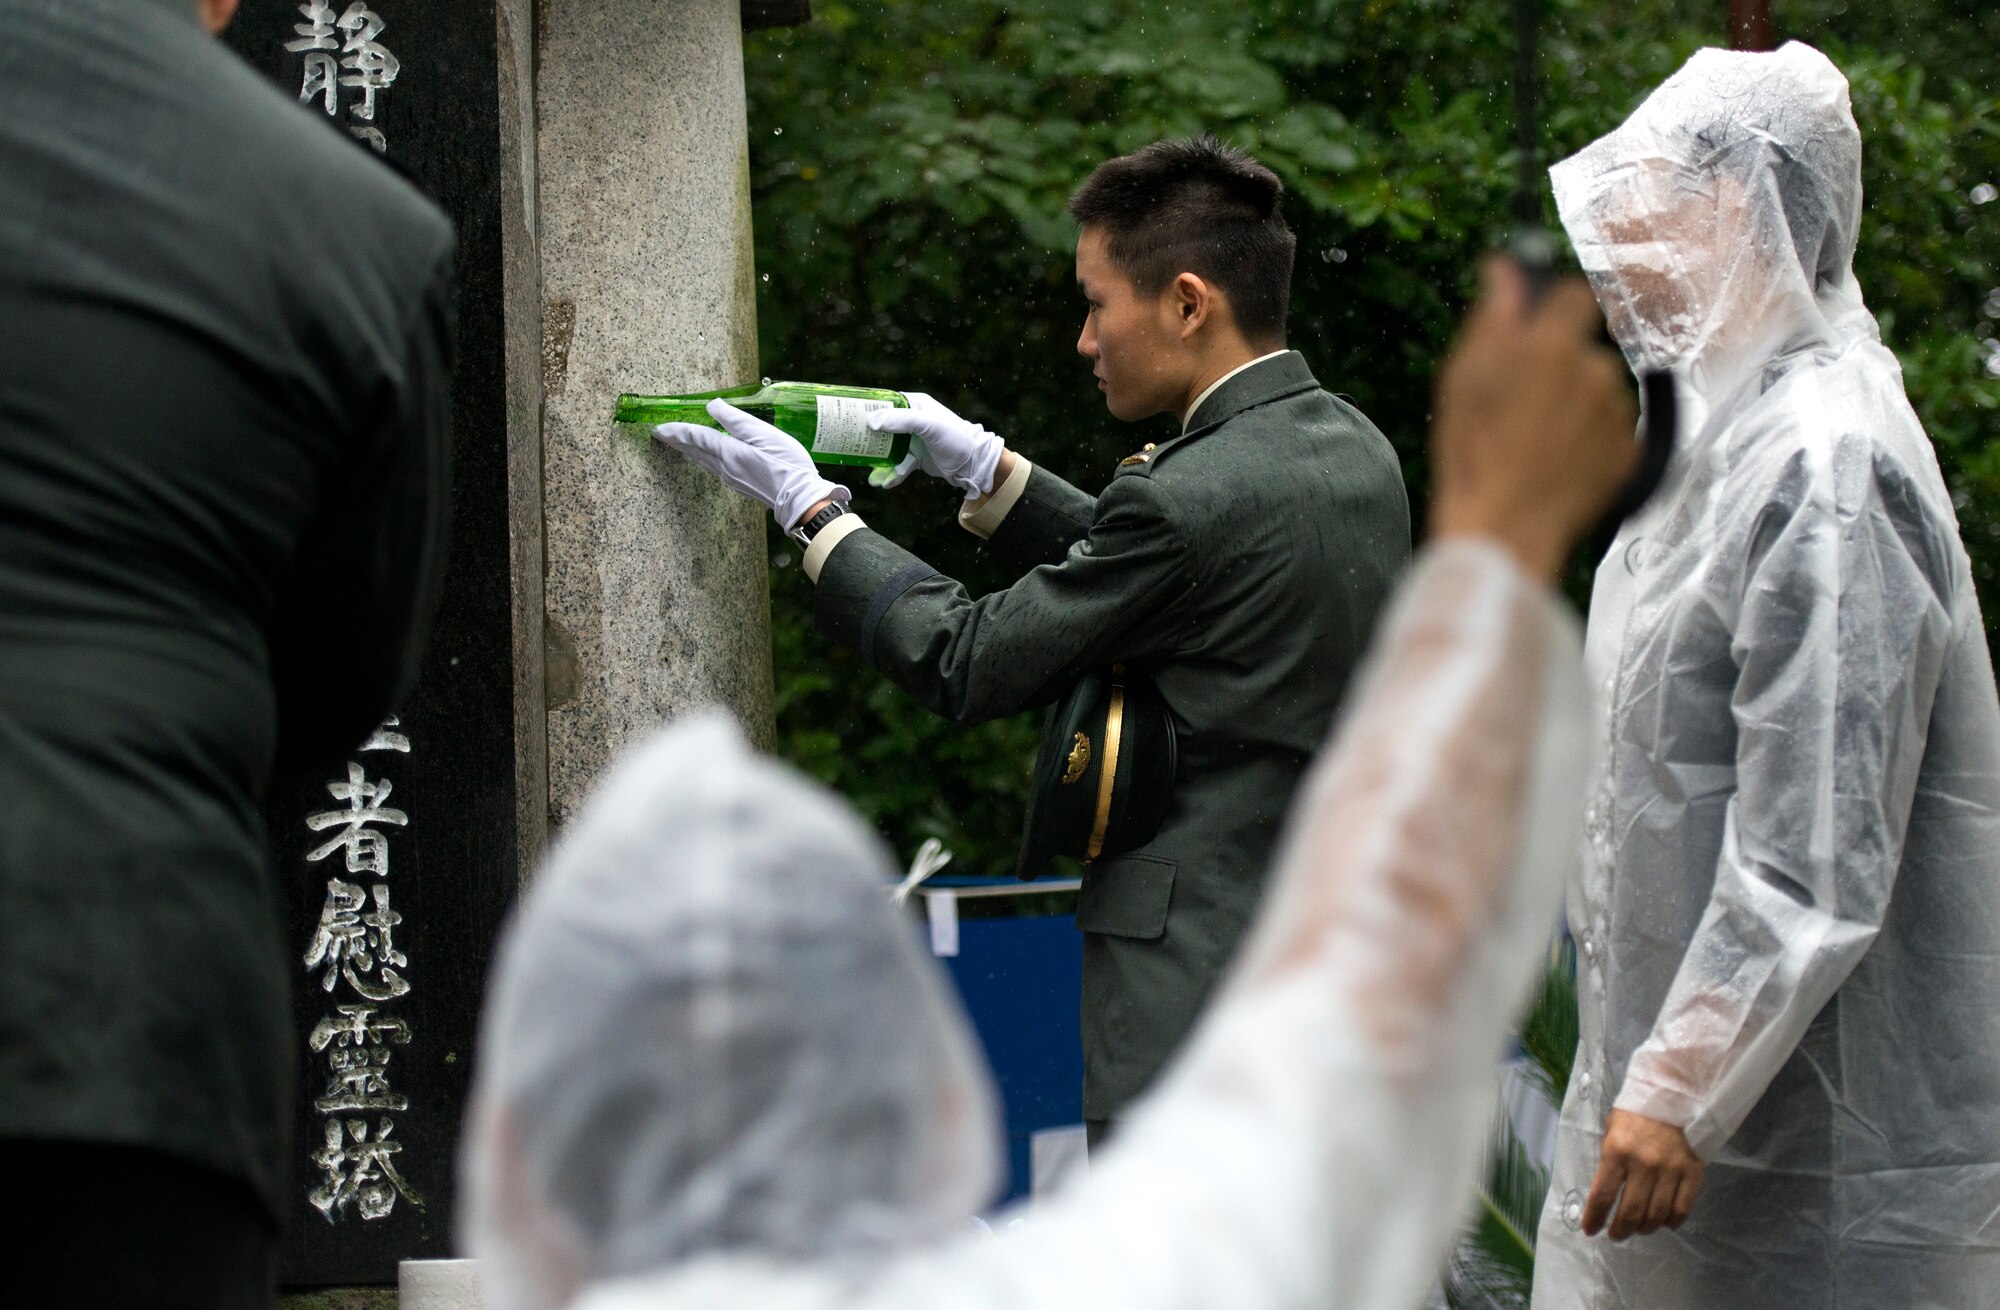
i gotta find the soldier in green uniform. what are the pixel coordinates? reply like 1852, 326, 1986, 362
656, 136, 1411, 1142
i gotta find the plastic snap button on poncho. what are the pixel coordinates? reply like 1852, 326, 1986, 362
459, 541, 1594, 1310
1535, 42, 2000, 1308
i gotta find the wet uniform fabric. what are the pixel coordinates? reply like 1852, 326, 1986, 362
811, 352, 1411, 1124
0, 0, 453, 1230
1532, 42, 2000, 1308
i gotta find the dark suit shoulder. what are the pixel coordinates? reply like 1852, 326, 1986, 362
3, 0, 453, 380
196, 47, 456, 334
194, 12, 453, 258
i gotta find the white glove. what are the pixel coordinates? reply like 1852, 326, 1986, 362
654, 399, 848, 530
863, 392, 1005, 498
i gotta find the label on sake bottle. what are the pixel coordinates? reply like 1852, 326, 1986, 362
810, 395, 898, 460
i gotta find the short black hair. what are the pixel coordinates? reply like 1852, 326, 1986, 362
1067, 135, 1296, 343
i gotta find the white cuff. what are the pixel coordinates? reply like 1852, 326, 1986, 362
802, 513, 868, 584
958, 456, 1033, 540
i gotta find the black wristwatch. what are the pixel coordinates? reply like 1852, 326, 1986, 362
788, 501, 851, 549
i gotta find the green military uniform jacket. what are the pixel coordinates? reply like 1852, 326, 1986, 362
814, 352, 1410, 1121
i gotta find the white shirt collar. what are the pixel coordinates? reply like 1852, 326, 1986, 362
1181, 349, 1291, 432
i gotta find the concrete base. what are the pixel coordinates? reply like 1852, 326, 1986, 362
400, 1259, 485, 1310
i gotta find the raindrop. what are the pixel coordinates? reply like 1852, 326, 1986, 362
773, 127, 784, 136
1320, 247, 1349, 264
772, 551, 795, 569
697, 332, 706, 341
761, 376, 773, 386
1973, 183, 1998, 205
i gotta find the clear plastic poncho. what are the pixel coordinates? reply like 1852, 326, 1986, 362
461, 540, 1593, 1310
458, 716, 1004, 1310
1534, 42, 2000, 1308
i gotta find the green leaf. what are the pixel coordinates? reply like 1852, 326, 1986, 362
1444, 1115, 1547, 1310
1518, 940, 1579, 1103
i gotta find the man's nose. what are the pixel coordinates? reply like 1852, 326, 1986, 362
1077, 324, 1096, 359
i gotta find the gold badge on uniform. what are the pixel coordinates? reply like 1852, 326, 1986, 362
1061, 732, 1092, 784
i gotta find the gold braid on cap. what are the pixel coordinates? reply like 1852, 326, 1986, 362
1087, 666, 1127, 861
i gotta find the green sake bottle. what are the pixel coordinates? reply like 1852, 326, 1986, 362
613, 380, 913, 470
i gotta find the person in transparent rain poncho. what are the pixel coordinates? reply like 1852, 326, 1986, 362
1531, 42, 2000, 1310
456, 265, 1642, 1310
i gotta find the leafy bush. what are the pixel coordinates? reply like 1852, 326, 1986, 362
745, 1, 2000, 873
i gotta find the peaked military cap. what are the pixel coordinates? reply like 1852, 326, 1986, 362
1016, 664, 1177, 879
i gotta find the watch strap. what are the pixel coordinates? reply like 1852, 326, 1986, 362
790, 500, 849, 546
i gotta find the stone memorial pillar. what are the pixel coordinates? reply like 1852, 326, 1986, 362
537, 0, 778, 830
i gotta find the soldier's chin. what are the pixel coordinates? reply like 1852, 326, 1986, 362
1103, 386, 1147, 422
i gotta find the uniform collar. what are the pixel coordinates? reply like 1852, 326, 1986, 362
1180, 349, 1291, 432
1116, 351, 1320, 477
1182, 350, 1318, 436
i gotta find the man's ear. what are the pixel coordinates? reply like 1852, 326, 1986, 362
1172, 272, 1217, 340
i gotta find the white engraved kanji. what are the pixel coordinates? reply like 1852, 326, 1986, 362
337, 4, 400, 123
310, 1003, 412, 1052
286, 2, 340, 115
306, 762, 408, 878
314, 1047, 408, 1114
300, 52, 339, 115
304, 881, 410, 1000
309, 1004, 412, 1113
284, 1, 337, 51
309, 1117, 421, 1222
362, 714, 410, 754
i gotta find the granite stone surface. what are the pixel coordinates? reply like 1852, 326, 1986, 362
536, 0, 776, 830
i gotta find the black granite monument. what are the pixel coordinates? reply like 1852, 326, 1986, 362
225, 0, 519, 1287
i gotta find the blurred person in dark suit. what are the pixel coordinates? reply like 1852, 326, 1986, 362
0, 0, 454, 1304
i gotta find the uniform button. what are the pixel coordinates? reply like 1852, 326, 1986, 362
1579, 1070, 1594, 1092
1582, 937, 1597, 960
1562, 1189, 1585, 1230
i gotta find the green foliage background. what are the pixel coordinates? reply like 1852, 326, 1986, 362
743, 1, 2000, 875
